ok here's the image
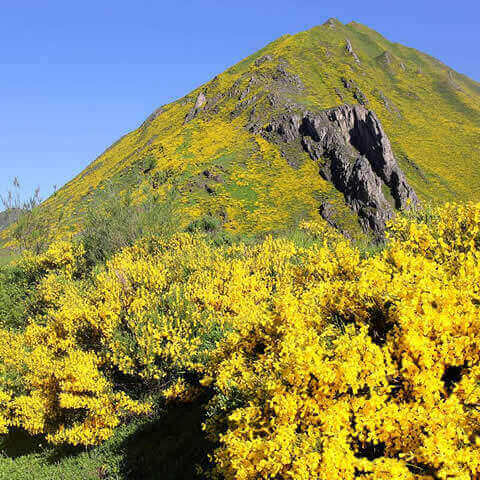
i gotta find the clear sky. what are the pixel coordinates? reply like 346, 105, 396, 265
1, 0, 478, 201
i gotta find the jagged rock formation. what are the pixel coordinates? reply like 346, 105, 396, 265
254, 55, 273, 67
141, 106, 164, 128
372, 89, 401, 116
264, 104, 419, 235
318, 202, 351, 238
341, 77, 369, 105
377, 51, 393, 66
447, 70, 464, 92
376, 51, 410, 75
185, 92, 207, 123
324, 18, 338, 29
345, 39, 361, 64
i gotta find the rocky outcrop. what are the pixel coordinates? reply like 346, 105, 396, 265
254, 55, 273, 67
231, 93, 263, 119
324, 18, 339, 29
377, 51, 393, 66
447, 70, 464, 91
372, 89, 401, 116
319, 202, 351, 238
341, 77, 369, 106
264, 104, 418, 235
272, 61, 305, 91
376, 51, 408, 74
141, 106, 164, 128
185, 92, 207, 123
345, 39, 361, 64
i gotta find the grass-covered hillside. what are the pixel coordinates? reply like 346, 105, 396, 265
3, 18, 479, 246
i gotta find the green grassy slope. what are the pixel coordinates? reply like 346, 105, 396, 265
9, 18, 480, 242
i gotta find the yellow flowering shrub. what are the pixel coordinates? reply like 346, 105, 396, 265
206, 203, 480, 479
19, 240, 86, 280
0, 234, 231, 445
0, 202, 479, 479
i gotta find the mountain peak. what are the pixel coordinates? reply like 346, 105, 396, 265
323, 17, 343, 29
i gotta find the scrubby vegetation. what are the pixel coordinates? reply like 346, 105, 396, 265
79, 178, 180, 267
0, 177, 54, 254
0, 202, 479, 479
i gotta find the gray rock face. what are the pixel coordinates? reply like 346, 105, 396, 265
318, 202, 351, 238
272, 62, 305, 91
447, 70, 464, 91
345, 39, 361, 64
231, 93, 263, 119
184, 92, 207, 123
264, 104, 418, 235
141, 106, 164, 127
372, 89, 400, 116
377, 51, 393, 66
341, 77, 368, 106
324, 18, 338, 29
254, 55, 273, 67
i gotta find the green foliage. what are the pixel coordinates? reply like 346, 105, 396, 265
12, 207, 51, 254
139, 155, 158, 174
0, 210, 21, 232
401, 201, 442, 226
0, 249, 17, 267
1, 178, 52, 254
0, 265, 31, 331
187, 215, 222, 234
80, 184, 180, 267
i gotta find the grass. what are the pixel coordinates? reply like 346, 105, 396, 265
0, 249, 16, 267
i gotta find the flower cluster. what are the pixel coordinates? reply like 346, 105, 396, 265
209, 203, 480, 479
0, 203, 479, 479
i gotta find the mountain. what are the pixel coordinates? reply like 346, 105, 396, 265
16, 18, 480, 240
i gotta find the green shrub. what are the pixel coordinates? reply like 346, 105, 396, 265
1, 178, 52, 254
80, 184, 179, 267
0, 265, 32, 330
186, 215, 222, 234
12, 208, 51, 254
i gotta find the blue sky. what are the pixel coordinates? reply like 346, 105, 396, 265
0, 0, 478, 201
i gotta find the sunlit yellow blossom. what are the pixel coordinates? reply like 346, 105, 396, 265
0, 202, 479, 479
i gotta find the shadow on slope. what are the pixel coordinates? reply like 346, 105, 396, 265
118, 398, 214, 480
0, 397, 214, 480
